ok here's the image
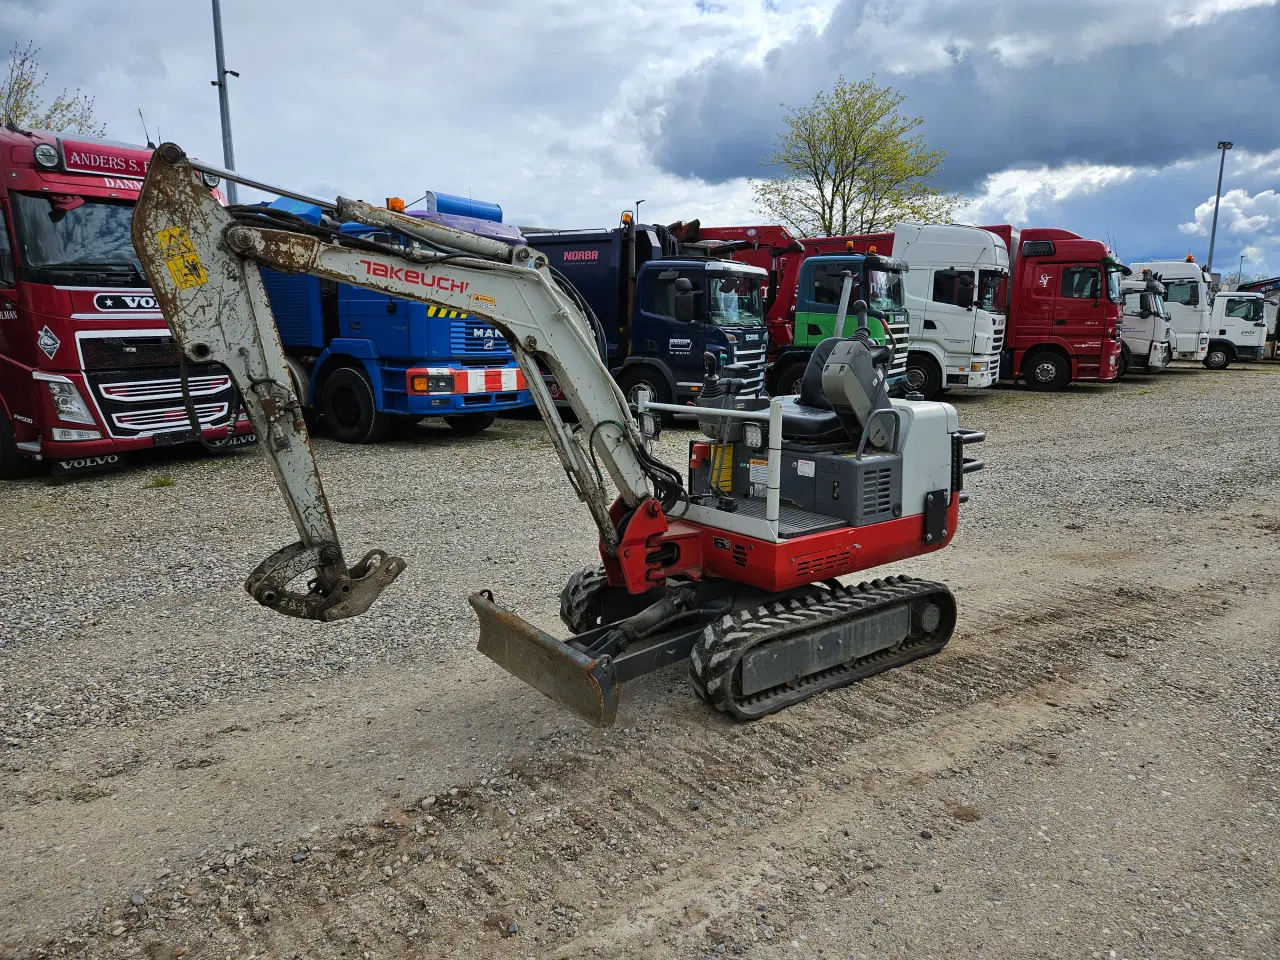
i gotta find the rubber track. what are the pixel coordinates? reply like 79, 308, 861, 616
689, 575, 957, 720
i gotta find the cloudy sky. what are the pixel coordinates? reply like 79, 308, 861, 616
5, 0, 1278, 275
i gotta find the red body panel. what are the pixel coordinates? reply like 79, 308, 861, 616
980, 224, 1122, 383
601, 495, 960, 597
0, 129, 251, 471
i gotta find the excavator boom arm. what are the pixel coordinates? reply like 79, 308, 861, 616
130, 143, 657, 620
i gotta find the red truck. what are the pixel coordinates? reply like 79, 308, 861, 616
0, 128, 253, 478
980, 225, 1127, 390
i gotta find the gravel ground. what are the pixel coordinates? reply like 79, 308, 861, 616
1, 361, 1277, 959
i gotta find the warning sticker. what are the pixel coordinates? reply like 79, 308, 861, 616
156, 226, 208, 290
471, 293, 497, 308
748, 458, 768, 484
797, 459, 815, 477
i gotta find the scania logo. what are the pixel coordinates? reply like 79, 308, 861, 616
94, 293, 158, 311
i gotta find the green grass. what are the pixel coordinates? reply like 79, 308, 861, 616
146, 475, 176, 489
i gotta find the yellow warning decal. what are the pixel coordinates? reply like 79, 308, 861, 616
156, 226, 208, 290
471, 293, 497, 309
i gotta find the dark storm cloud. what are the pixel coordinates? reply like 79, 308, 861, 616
654, 1, 1280, 191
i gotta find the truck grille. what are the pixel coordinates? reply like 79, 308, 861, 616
84, 360, 238, 439
885, 319, 910, 382
447, 315, 512, 357
991, 316, 1006, 355
81, 335, 181, 370
730, 342, 767, 397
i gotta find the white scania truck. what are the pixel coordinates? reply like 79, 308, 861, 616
890, 222, 1007, 399
1128, 259, 1211, 362
1118, 270, 1174, 374
1205, 290, 1268, 368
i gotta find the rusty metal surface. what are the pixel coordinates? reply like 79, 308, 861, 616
470, 592, 618, 728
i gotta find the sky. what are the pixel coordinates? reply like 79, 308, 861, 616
4, 0, 1279, 276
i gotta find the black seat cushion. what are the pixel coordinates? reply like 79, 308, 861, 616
799, 337, 841, 409
777, 396, 848, 441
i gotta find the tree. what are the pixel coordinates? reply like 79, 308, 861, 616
0, 42, 104, 137
752, 76, 955, 237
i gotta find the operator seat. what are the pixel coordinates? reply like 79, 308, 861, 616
776, 336, 849, 441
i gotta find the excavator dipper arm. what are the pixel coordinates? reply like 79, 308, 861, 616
130, 144, 661, 624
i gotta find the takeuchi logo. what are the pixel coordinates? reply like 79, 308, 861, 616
359, 259, 469, 294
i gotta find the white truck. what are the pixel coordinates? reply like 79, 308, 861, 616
1205, 290, 1268, 368
1128, 259, 1211, 362
892, 222, 1007, 400
1118, 270, 1174, 374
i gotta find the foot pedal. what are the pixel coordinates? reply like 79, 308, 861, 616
470, 590, 619, 727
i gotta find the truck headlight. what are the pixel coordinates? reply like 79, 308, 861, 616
40, 378, 97, 425
33, 143, 59, 168
742, 422, 765, 450
407, 369, 455, 395
971, 361, 987, 372
201, 172, 222, 189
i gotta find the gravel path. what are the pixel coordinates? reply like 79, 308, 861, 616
1, 362, 1277, 958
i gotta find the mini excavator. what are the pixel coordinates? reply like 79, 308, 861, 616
130, 145, 984, 726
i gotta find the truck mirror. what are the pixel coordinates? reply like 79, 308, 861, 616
957, 283, 974, 310
1089, 278, 1100, 301
674, 292, 697, 323
1139, 308, 1151, 319
674, 277, 693, 293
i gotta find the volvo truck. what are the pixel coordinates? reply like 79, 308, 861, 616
0, 127, 252, 478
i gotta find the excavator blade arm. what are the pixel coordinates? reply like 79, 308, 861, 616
131, 144, 406, 620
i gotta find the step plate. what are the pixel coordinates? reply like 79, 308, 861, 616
470, 591, 619, 727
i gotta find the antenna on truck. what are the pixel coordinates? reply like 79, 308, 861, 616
138, 110, 155, 149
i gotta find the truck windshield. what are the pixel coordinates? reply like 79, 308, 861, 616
1106, 267, 1125, 304
866, 268, 904, 312
706, 274, 765, 326
977, 269, 1007, 312
1226, 298, 1264, 321
11, 192, 141, 272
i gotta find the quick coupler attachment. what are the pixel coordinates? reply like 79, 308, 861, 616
470, 590, 620, 728
245, 541, 406, 622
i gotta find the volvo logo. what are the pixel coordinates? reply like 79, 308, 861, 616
94, 293, 158, 311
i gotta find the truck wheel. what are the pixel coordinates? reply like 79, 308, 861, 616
771, 360, 808, 397
1117, 344, 1130, 378
0, 415, 30, 480
444, 412, 496, 434
904, 354, 942, 400
320, 366, 390, 443
1022, 351, 1070, 391
1203, 345, 1232, 369
616, 368, 672, 411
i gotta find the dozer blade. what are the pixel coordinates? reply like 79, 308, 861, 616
469, 590, 619, 728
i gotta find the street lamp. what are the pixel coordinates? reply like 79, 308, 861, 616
1205, 140, 1233, 274
210, 0, 240, 204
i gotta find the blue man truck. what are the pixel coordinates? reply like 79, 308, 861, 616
524, 214, 769, 409
259, 195, 532, 442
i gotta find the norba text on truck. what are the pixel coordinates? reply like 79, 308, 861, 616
1203, 289, 1268, 369
981, 226, 1128, 391
692, 225, 911, 397
524, 212, 769, 412
0, 128, 254, 479
257, 193, 532, 442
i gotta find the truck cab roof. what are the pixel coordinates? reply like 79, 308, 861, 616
893, 222, 1009, 270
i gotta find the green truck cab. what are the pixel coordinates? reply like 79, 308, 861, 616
769, 253, 911, 397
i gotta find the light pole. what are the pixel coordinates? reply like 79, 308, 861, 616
1238, 253, 1246, 286
635, 199, 644, 224
210, 0, 240, 203
1205, 140, 1232, 274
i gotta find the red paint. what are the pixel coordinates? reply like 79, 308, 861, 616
60, 138, 152, 177
601, 498, 705, 593
360, 259, 469, 294
561, 249, 599, 262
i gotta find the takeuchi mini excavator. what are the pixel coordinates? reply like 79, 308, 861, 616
130, 145, 985, 726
